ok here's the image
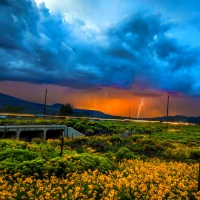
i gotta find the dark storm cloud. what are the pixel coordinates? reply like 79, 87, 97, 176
0, 0, 200, 96
131, 87, 163, 98
103, 12, 200, 95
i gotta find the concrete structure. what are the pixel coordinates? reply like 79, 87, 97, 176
0, 125, 84, 140
67, 127, 85, 139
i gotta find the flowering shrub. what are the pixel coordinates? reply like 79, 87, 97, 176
0, 159, 199, 199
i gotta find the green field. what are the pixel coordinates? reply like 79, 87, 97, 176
0, 118, 200, 199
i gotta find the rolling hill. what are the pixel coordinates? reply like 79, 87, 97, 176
0, 93, 112, 117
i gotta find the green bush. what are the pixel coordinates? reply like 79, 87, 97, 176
87, 137, 108, 152
87, 126, 102, 134
139, 155, 148, 160
25, 142, 59, 159
96, 156, 113, 172
31, 138, 46, 144
115, 147, 137, 160
75, 145, 84, 154
37, 143, 59, 159
15, 158, 46, 176
87, 121, 95, 126
184, 159, 197, 164
43, 153, 114, 177
163, 147, 190, 161
65, 138, 87, 149
141, 144, 158, 152
130, 135, 144, 142
0, 149, 39, 163
73, 123, 85, 132
109, 135, 122, 144
0, 149, 40, 173
141, 138, 156, 145
103, 151, 116, 161
65, 119, 76, 127
86, 129, 94, 136
0, 140, 14, 150
0, 150, 114, 177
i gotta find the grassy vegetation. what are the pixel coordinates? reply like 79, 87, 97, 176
1, 118, 200, 162
0, 118, 200, 199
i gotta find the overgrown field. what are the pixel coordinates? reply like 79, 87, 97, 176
0, 118, 200, 199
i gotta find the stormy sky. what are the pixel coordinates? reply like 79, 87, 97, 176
0, 0, 200, 117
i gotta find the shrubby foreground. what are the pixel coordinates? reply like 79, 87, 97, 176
0, 119, 200, 199
0, 159, 199, 199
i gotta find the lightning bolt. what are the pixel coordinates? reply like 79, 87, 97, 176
137, 98, 144, 118
104, 92, 110, 114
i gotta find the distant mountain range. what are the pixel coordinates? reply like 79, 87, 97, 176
0, 93, 113, 118
0, 92, 200, 123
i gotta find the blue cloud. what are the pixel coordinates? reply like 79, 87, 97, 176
0, 0, 200, 96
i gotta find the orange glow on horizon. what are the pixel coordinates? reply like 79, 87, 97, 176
0, 81, 200, 117
72, 96, 163, 118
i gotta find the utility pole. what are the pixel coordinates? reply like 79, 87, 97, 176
167, 96, 169, 129
43, 88, 47, 116
129, 108, 130, 118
